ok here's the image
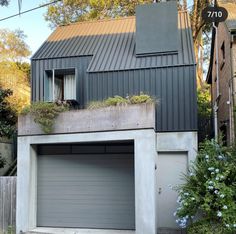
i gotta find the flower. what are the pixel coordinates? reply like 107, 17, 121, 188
211, 172, 215, 175
225, 224, 230, 228
216, 177, 219, 181
208, 167, 214, 171
215, 168, 219, 173
191, 197, 195, 200
208, 186, 214, 190
233, 224, 236, 228
220, 175, 224, 179
218, 155, 224, 160
214, 190, 219, 194
223, 205, 228, 210
189, 172, 194, 176
220, 194, 225, 198
208, 181, 214, 185
217, 211, 222, 217
184, 192, 189, 196
205, 155, 209, 159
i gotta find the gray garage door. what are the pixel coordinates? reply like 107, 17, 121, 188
37, 143, 135, 230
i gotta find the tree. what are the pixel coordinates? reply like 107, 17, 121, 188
190, 0, 213, 87
0, 29, 31, 113
0, 0, 9, 6
0, 29, 30, 62
44, 0, 155, 29
0, 88, 17, 138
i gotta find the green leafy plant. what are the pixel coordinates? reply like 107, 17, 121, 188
187, 219, 232, 234
0, 88, 17, 138
129, 93, 154, 104
87, 93, 156, 109
7, 225, 15, 234
174, 139, 236, 233
21, 101, 69, 134
0, 153, 6, 169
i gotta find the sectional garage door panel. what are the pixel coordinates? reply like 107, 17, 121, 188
37, 153, 135, 229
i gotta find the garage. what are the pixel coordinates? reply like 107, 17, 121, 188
37, 142, 135, 230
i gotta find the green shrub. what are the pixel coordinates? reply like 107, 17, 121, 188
174, 139, 236, 232
21, 101, 69, 134
104, 95, 128, 106
187, 219, 232, 234
0, 153, 6, 169
87, 93, 156, 109
129, 93, 154, 104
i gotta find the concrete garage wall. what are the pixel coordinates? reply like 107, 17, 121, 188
17, 129, 157, 234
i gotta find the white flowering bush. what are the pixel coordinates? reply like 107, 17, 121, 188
175, 139, 236, 233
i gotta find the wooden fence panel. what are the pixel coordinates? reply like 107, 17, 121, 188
0, 177, 16, 234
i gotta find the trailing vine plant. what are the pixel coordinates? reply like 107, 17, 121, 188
21, 101, 69, 134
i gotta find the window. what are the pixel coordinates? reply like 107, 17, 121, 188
221, 42, 225, 60
45, 68, 76, 101
220, 42, 225, 70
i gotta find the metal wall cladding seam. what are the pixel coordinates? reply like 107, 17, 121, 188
87, 66, 197, 132
32, 12, 195, 72
31, 57, 92, 107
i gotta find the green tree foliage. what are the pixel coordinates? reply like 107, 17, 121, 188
0, 0, 9, 6
198, 85, 212, 142
0, 29, 31, 113
175, 139, 236, 233
0, 88, 17, 138
44, 0, 154, 28
0, 29, 30, 62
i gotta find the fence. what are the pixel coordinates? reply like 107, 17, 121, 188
0, 177, 16, 234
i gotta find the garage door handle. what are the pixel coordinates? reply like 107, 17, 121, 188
158, 187, 162, 194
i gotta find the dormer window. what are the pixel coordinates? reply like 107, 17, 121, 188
45, 68, 76, 101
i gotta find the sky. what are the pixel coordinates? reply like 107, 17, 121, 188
0, 0, 52, 56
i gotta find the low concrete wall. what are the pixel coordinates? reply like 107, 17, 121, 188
18, 104, 155, 136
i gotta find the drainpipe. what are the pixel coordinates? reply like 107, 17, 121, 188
213, 22, 219, 140
230, 32, 236, 143
52, 69, 55, 101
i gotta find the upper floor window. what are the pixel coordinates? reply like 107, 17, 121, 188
45, 68, 76, 101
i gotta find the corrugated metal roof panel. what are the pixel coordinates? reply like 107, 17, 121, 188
32, 11, 195, 72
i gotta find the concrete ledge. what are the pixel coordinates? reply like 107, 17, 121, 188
27, 228, 135, 234
18, 103, 155, 136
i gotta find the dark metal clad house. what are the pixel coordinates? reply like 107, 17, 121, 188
31, 4, 197, 132
17, 3, 198, 234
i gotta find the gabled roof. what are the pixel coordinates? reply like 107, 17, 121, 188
32, 11, 195, 72
219, 0, 236, 31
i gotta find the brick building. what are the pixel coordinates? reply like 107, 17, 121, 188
207, 0, 236, 145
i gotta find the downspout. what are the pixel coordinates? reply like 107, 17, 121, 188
230, 31, 236, 143
52, 69, 55, 101
213, 22, 219, 140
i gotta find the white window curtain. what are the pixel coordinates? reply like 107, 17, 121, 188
64, 74, 76, 100
48, 77, 63, 101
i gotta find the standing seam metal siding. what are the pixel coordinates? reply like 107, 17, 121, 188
87, 66, 197, 132
31, 57, 197, 132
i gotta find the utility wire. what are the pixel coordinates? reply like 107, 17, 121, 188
0, 0, 62, 22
